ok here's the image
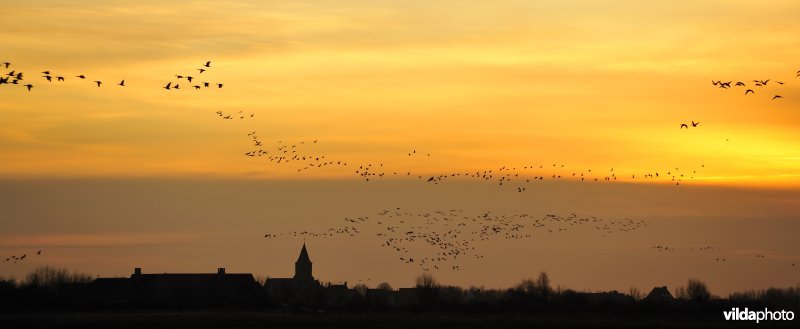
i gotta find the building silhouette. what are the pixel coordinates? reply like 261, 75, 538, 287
645, 286, 674, 302
89, 267, 263, 309
264, 243, 325, 307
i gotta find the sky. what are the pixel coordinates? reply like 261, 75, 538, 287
0, 0, 799, 295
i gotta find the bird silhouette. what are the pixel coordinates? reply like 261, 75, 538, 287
772, 95, 783, 100
94, 80, 102, 87
691, 121, 700, 127
680, 123, 689, 129
118, 80, 125, 87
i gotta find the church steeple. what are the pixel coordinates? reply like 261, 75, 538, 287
294, 243, 313, 281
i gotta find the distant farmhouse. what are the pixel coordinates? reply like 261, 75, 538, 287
645, 286, 675, 302
89, 266, 263, 309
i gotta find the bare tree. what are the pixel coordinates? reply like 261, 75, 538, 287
629, 287, 642, 300
377, 282, 393, 291
536, 271, 551, 299
353, 283, 368, 297
23, 266, 93, 290
687, 278, 711, 303
415, 272, 439, 289
414, 272, 440, 308
515, 278, 536, 294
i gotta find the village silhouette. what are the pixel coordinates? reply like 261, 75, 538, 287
2, 242, 797, 319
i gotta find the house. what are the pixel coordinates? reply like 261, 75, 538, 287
645, 286, 675, 302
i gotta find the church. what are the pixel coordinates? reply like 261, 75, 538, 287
263, 243, 326, 306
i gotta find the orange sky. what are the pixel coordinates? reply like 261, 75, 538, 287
1, 1, 799, 295
0, 0, 798, 185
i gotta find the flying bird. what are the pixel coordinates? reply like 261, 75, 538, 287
94, 80, 102, 87
691, 121, 700, 127
76, 75, 86, 79
24, 84, 33, 91
745, 89, 754, 95
163, 82, 172, 90
204, 61, 211, 67
772, 95, 783, 100
118, 80, 125, 86
680, 123, 689, 129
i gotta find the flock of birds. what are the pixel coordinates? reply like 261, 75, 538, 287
3, 58, 798, 274
649, 245, 798, 268
237, 135, 704, 187
162, 61, 224, 90
0, 60, 224, 92
679, 71, 796, 130
3, 250, 42, 264
265, 209, 647, 272
711, 77, 787, 100
0, 61, 126, 91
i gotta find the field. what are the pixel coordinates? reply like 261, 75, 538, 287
1, 311, 795, 329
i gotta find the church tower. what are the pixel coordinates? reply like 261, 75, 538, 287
293, 243, 313, 281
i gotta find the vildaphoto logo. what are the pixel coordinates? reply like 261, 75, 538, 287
723, 307, 795, 323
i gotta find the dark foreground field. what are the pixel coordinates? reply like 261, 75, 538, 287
0, 311, 795, 329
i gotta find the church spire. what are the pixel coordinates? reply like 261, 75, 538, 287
297, 242, 311, 263
294, 242, 313, 281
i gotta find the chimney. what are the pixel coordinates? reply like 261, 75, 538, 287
217, 267, 225, 275
134, 268, 142, 276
